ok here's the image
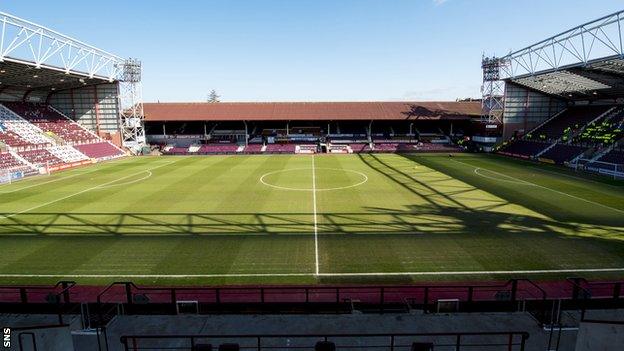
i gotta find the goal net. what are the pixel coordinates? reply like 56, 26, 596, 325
574, 159, 624, 179
0, 169, 12, 185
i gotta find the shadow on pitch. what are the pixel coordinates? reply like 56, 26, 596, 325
358, 153, 624, 228
0, 152, 621, 239
0, 206, 622, 242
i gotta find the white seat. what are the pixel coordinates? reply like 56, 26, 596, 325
47, 145, 89, 163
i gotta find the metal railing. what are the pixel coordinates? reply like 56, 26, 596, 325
96, 279, 546, 307
120, 331, 530, 351
0, 281, 76, 324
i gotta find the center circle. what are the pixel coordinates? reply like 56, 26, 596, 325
260, 167, 368, 191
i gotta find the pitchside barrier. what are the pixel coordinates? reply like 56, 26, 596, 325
119, 331, 531, 351
0, 281, 76, 324
2, 279, 624, 328
566, 277, 624, 324
94, 280, 547, 310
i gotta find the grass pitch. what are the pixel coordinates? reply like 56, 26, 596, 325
0, 153, 623, 285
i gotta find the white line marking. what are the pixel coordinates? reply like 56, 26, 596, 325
473, 168, 533, 185
259, 167, 368, 191
498, 156, 624, 190
312, 155, 320, 276
0, 157, 135, 192
452, 159, 624, 215
94, 170, 152, 189
0, 160, 132, 194
0, 159, 181, 220
0, 273, 313, 278
316, 268, 624, 276
0, 170, 95, 194
1, 267, 623, 278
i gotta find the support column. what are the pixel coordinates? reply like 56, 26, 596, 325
70, 88, 76, 121
243, 121, 248, 146
93, 85, 101, 135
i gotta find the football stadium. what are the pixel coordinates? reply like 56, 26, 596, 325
1, 3, 624, 351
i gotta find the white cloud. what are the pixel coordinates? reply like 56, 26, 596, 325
433, 0, 449, 5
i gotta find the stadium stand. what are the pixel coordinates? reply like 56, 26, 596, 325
373, 143, 399, 153
47, 145, 90, 163
499, 105, 624, 166
143, 101, 480, 155
188, 144, 201, 153
409, 142, 462, 153
0, 104, 53, 149
538, 144, 588, 164
166, 146, 188, 155
74, 142, 125, 160
3, 102, 98, 145
0, 102, 126, 169
18, 149, 64, 167
296, 144, 317, 154
498, 140, 549, 159
0, 151, 29, 171
265, 143, 297, 154
573, 109, 624, 147
0, 129, 36, 149
525, 106, 612, 142
243, 143, 264, 154
348, 143, 372, 153
196, 143, 240, 154
598, 148, 624, 164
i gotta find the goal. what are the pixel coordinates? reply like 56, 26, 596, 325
0, 169, 12, 185
574, 159, 624, 179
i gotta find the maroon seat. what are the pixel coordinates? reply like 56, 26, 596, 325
3, 102, 99, 145
265, 144, 295, 154
373, 143, 399, 153
74, 142, 124, 159
18, 149, 64, 166
243, 144, 264, 153
0, 152, 28, 170
197, 144, 239, 154
349, 143, 371, 153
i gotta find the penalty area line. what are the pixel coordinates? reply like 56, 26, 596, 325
0, 158, 183, 221
2, 267, 624, 278
451, 159, 624, 215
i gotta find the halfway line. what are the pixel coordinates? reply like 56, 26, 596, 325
312, 155, 320, 276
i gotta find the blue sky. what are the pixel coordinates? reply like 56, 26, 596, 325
2, 0, 624, 102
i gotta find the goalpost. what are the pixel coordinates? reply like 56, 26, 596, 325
0, 166, 41, 185
574, 159, 624, 180
0, 169, 11, 185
